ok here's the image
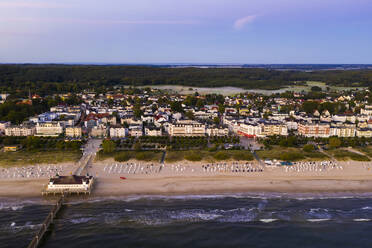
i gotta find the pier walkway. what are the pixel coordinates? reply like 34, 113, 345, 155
27, 138, 102, 247
27, 196, 64, 248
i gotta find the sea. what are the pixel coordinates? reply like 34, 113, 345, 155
2, 193, 372, 248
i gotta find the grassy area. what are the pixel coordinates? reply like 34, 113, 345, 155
165, 150, 254, 163
356, 146, 372, 158
256, 146, 329, 161
327, 149, 370, 161
0, 150, 81, 167
97, 150, 163, 162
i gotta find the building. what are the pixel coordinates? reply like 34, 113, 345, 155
65, 127, 82, 138
298, 122, 330, 138
3, 146, 19, 152
361, 105, 372, 116
260, 122, 288, 136
356, 128, 372, 138
330, 125, 356, 137
128, 126, 143, 137
145, 126, 162, 136
90, 126, 107, 138
237, 123, 261, 138
5, 125, 36, 136
35, 122, 64, 137
168, 120, 206, 136
0, 121, 10, 133
110, 127, 126, 138
206, 127, 229, 136
45, 175, 94, 194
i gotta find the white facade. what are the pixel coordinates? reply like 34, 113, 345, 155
36, 122, 63, 136
65, 127, 82, 137
110, 127, 126, 138
5, 126, 36, 136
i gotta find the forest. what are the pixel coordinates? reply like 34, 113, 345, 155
1, 65, 372, 96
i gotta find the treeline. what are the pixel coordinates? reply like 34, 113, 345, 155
1, 65, 372, 96
0, 96, 81, 124
0, 100, 49, 124
0, 136, 83, 151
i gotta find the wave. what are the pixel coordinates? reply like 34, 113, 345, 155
361, 206, 372, 210
70, 217, 95, 224
0, 198, 53, 211
353, 218, 371, 222
307, 219, 331, 222
2, 221, 42, 232
64, 192, 372, 206
260, 219, 278, 223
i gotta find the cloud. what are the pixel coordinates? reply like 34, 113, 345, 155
1, 17, 198, 25
0, 1, 69, 8
233, 15, 257, 30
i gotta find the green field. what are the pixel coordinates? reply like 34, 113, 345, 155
356, 146, 372, 158
97, 151, 163, 162
327, 149, 370, 161
0, 150, 81, 167
256, 146, 329, 161
165, 150, 254, 163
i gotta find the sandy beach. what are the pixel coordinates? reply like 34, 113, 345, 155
2, 159, 372, 197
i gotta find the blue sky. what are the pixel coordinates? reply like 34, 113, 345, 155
1, 0, 372, 64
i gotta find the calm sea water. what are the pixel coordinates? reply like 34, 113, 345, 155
2, 193, 372, 248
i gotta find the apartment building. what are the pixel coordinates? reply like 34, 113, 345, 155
298, 122, 330, 138
35, 122, 64, 137
330, 124, 356, 137
168, 120, 206, 136
90, 126, 107, 138
206, 127, 229, 136
356, 128, 372, 138
145, 126, 162, 136
110, 127, 126, 138
5, 125, 36, 136
236, 123, 261, 138
65, 127, 82, 137
260, 122, 288, 136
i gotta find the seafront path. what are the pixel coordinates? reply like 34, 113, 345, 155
74, 139, 102, 176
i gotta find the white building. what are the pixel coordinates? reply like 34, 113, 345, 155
145, 127, 162, 136
110, 127, 126, 138
168, 120, 206, 136
5, 125, 36, 136
65, 127, 82, 137
46, 175, 94, 194
36, 122, 64, 137
206, 127, 229, 136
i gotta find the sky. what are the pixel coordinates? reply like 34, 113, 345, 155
1, 0, 372, 64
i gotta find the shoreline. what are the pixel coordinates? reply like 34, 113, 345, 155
3, 176, 372, 198
2, 159, 372, 198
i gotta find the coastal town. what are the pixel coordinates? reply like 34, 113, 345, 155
2, 86, 372, 163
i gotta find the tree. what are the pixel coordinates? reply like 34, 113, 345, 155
185, 110, 195, 120
329, 137, 341, 149
133, 103, 142, 119
303, 144, 315, 152
311, 86, 322, 92
218, 104, 225, 114
302, 101, 319, 114
213, 116, 220, 125
102, 139, 116, 153
133, 141, 142, 151
170, 101, 183, 113
196, 99, 205, 109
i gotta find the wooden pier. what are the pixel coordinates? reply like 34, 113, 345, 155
27, 196, 64, 248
